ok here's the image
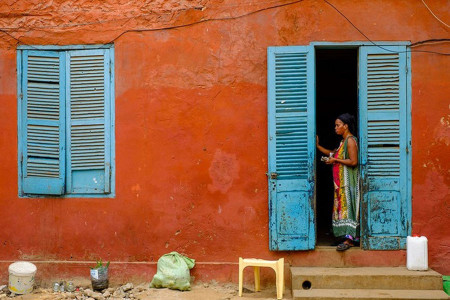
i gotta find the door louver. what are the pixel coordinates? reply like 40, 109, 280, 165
22, 51, 65, 195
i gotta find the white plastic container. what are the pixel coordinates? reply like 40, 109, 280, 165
8, 261, 37, 294
406, 236, 428, 271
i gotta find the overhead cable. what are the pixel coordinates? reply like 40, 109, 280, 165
421, 0, 450, 29
1, 0, 449, 55
323, 0, 450, 56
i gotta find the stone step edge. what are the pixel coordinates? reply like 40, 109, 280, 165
291, 273, 443, 290
290, 267, 442, 277
292, 289, 450, 300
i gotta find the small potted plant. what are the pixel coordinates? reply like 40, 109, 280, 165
90, 259, 110, 291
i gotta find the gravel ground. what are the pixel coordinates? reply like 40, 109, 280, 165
0, 282, 292, 300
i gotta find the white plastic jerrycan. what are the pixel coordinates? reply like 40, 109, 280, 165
406, 235, 428, 271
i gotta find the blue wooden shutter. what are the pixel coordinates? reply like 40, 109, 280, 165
21, 50, 66, 195
66, 49, 111, 194
267, 46, 315, 250
359, 46, 410, 250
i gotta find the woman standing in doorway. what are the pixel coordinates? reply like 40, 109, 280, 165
316, 113, 360, 251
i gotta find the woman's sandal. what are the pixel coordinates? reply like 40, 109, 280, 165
336, 242, 353, 251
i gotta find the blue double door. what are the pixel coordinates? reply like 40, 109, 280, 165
268, 45, 411, 251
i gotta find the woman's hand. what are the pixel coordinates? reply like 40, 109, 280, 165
316, 136, 333, 156
325, 157, 337, 165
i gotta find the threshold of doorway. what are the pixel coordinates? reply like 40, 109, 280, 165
315, 245, 362, 250
288, 248, 405, 269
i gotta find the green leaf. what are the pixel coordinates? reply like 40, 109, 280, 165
91, 259, 109, 269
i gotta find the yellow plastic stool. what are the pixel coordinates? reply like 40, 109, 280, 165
238, 257, 285, 299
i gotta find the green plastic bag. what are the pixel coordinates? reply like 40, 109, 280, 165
443, 276, 450, 296
150, 252, 195, 291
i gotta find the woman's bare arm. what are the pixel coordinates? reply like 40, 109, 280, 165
326, 137, 358, 167
316, 136, 333, 156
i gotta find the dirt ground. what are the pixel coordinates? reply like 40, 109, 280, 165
6, 282, 293, 300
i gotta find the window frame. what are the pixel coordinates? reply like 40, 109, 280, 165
17, 44, 115, 198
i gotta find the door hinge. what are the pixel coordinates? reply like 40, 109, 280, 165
266, 172, 278, 179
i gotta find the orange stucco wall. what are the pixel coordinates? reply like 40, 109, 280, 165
0, 0, 449, 282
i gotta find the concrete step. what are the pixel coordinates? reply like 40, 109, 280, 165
291, 267, 443, 290
286, 246, 406, 268
293, 289, 450, 300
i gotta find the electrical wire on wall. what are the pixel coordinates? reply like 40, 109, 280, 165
323, 0, 450, 56
421, 0, 450, 29
106, 0, 304, 44
0, 28, 22, 45
0, 0, 298, 30
0, 0, 304, 49
0, 0, 449, 55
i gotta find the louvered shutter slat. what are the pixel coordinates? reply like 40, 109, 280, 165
67, 49, 111, 194
366, 52, 401, 178
273, 52, 309, 178
360, 46, 409, 250
268, 46, 315, 250
22, 51, 65, 195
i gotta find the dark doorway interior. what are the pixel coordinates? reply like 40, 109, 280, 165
315, 48, 358, 246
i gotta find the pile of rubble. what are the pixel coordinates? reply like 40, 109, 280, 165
0, 285, 7, 299
0, 283, 150, 300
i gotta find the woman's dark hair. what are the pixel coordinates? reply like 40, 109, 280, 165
337, 113, 356, 135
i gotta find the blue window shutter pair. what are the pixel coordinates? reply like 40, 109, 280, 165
20, 49, 112, 195
267, 45, 410, 250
